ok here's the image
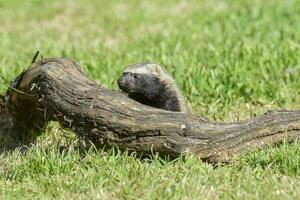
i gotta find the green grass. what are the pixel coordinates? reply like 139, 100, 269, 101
1, 0, 300, 199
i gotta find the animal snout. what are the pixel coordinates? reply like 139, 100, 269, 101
117, 77, 126, 87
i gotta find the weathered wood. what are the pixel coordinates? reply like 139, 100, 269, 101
2, 58, 300, 163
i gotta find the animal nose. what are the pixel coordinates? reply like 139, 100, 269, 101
118, 78, 125, 86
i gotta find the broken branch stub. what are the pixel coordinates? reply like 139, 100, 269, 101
2, 58, 300, 163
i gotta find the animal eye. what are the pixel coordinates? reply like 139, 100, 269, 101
133, 74, 138, 79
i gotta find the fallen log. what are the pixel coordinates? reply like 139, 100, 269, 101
1, 58, 300, 163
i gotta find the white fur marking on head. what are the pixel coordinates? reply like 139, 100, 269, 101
124, 63, 168, 79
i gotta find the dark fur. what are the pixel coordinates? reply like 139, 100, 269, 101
118, 72, 181, 111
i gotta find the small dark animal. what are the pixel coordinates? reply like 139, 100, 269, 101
117, 62, 188, 112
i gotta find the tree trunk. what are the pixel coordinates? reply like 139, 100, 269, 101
1, 58, 300, 163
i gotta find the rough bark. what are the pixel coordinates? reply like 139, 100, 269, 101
1, 58, 300, 163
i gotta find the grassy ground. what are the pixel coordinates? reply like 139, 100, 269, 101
1, 0, 300, 199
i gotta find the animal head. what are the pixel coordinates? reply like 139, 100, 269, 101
118, 63, 170, 98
